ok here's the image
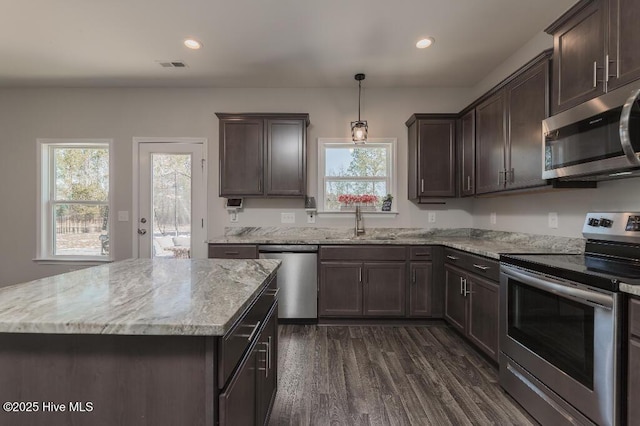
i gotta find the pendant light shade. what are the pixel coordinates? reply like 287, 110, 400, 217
351, 73, 368, 144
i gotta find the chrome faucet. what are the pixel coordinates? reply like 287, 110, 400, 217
355, 205, 365, 236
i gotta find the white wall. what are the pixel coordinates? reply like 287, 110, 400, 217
0, 86, 472, 286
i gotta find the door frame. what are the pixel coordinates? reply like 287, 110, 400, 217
132, 137, 208, 258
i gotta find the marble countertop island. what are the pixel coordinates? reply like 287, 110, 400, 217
0, 258, 280, 336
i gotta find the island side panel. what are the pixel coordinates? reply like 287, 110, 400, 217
0, 333, 216, 426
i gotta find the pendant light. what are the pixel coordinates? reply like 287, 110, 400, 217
351, 73, 368, 144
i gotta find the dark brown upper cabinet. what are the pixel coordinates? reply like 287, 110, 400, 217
216, 113, 309, 198
475, 53, 550, 195
608, 0, 640, 90
406, 114, 457, 201
546, 0, 640, 114
458, 110, 475, 197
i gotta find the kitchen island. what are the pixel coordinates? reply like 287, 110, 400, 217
0, 258, 280, 426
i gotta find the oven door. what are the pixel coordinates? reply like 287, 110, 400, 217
500, 265, 620, 426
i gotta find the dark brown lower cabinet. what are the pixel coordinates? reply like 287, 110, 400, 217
219, 349, 257, 426
319, 260, 406, 318
444, 265, 466, 333
408, 262, 433, 317
444, 262, 499, 361
628, 297, 640, 423
319, 262, 363, 316
364, 262, 406, 316
256, 305, 278, 425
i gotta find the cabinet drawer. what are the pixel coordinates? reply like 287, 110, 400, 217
630, 297, 640, 339
409, 246, 432, 260
218, 277, 275, 389
444, 248, 499, 281
320, 245, 406, 261
209, 244, 258, 259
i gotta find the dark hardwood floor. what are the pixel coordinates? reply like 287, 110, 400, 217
269, 324, 535, 426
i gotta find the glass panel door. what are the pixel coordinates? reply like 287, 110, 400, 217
137, 142, 206, 259
507, 279, 595, 389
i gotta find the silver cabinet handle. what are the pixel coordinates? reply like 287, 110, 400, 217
473, 264, 490, 271
446, 255, 459, 261
619, 88, 640, 166
257, 341, 269, 377
265, 288, 280, 298
460, 277, 464, 295
467, 175, 472, 191
224, 251, 239, 255
267, 336, 272, 371
412, 270, 417, 283
238, 321, 261, 341
593, 61, 598, 88
359, 267, 362, 283
463, 278, 473, 297
421, 179, 425, 193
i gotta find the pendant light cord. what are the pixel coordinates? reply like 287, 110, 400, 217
358, 80, 362, 121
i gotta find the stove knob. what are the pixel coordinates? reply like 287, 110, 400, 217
600, 218, 613, 228
588, 218, 600, 227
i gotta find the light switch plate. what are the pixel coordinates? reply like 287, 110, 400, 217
490, 212, 497, 225
307, 212, 316, 224
281, 212, 295, 224
428, 212, 436, 223
117, 211, 129, 222
548, 212, 558, 228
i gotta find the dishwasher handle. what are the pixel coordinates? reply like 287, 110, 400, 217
258, 245, 318, 253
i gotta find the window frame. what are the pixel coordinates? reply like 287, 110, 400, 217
317, 137, 397, 214
35, 139, 114, 264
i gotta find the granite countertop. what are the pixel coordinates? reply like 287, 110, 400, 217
0, 258, 280, 336
210, 227, 586, 260
620, 283, 640, 297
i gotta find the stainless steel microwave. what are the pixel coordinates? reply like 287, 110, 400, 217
542, 80, 640, 180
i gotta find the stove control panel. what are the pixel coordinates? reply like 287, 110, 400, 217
583, 212, 640, 243
626, 215, 640, 232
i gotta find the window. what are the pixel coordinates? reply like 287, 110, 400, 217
37, 140, 112, 262
317, 138, 396, 212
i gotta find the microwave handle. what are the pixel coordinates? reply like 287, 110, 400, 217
619, 88, 640, 166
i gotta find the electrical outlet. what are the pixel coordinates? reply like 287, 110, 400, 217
307, 212, 316, 224
281, 212, 295, 224
490, 212, 497, 225
428, 212, 436, 223
548, 212, 558, 229
117, 211, 129, 222
229, 212, 238, 223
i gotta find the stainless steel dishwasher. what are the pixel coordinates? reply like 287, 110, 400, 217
258, 245, 318, 321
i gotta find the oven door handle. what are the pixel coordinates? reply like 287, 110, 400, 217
502, 266, 613, 310
619, 88, 640, 166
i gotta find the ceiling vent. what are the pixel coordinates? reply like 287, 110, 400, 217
157, 61, 188, 68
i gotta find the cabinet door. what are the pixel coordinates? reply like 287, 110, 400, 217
551, 0, 607, 114
475, 92, 506, 194
219, 119, 264, 196
266, 119, 306, 196
466, 275, 499, 361
608, 0, 640, 90
256, 305, 278, 426
444, 265, 466, 334
219, 347, 257, 426
408, 262, 432, 317
629, 338, 640, 423
506, 59, 549, 190
459, 110, 475, 197
417, 120, 456, 197
363, 262, 406, 316
319, 262, 363, 317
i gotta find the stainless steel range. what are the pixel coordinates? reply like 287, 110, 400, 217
500, 212, 640, 426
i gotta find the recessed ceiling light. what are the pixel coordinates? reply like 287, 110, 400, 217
184, 39, 202, 50
416, 37, 435, 49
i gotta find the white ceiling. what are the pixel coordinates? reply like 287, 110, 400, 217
1, 0, 576, 88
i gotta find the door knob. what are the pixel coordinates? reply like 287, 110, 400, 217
138, 229, 147, 235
